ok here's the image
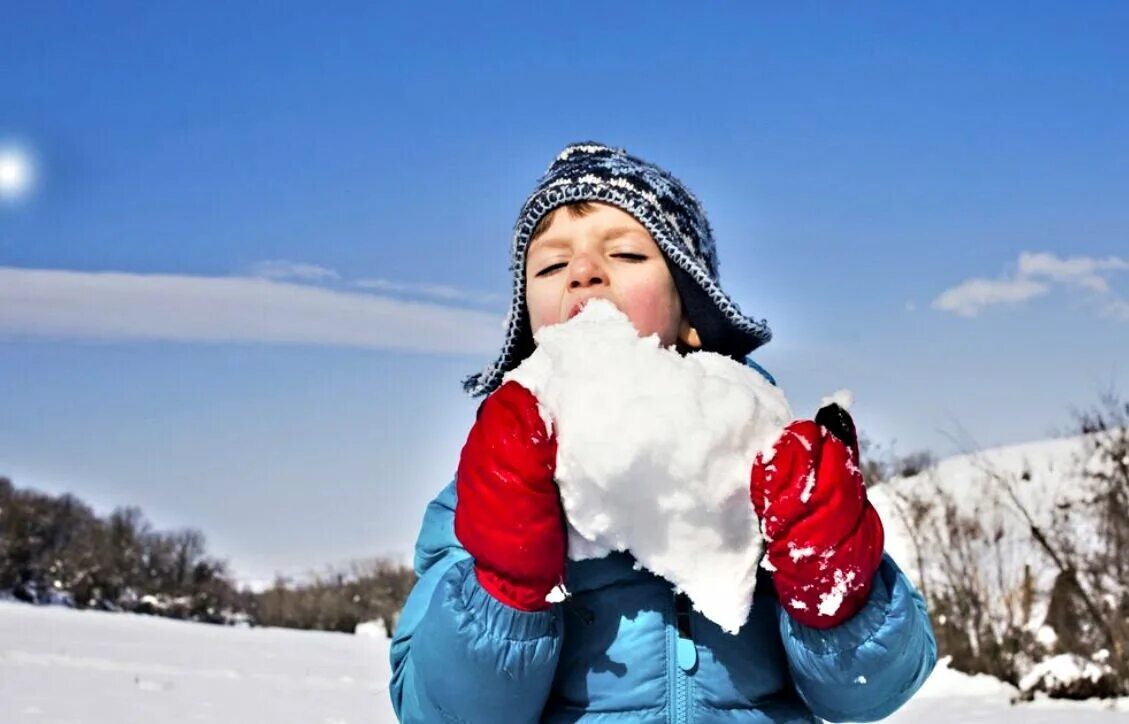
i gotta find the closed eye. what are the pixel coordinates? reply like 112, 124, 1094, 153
534, 253, 647, 277
534, 262, 567, 277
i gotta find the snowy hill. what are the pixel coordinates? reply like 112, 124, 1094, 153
870, 434, 1089, 591
868, 431, 1129, 701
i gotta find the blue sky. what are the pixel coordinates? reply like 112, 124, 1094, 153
2, 3, 1127, 582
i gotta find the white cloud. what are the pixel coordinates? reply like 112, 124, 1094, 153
931, 277, 1049, 318
1016, 252, 1129, 293
933, 251, 1128, 320
0, 267, 502, 356
353, 277, 503, 306
247, 261, 502, 307
250, 260, 340, 282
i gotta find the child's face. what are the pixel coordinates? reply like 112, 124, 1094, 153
525, 203, 687, 346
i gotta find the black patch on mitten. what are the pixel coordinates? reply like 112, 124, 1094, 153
815, 403, 858, 451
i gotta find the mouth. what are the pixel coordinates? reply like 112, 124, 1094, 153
568, 297, 604, 320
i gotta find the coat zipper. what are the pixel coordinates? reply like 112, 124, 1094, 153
672, 592, 695, 724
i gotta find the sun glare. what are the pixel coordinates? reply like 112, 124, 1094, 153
0, 144, 37, 202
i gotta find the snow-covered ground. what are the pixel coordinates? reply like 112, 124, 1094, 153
0, 601, 391, 723
2, 600, 1126, 722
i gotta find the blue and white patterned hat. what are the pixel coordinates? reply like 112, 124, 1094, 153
463, 142, 772, 396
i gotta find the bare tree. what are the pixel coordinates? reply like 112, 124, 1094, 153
876, 393, 1129, 696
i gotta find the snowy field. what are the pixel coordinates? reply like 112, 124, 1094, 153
0, 601, 391, 723
2, 601, 1126, 723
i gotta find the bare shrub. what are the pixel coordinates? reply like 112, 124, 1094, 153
250, 558, 415, 634
876, 393, 1129, 697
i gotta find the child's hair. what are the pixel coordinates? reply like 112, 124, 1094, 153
529, 201, 597, 242
463, 142, 773, 397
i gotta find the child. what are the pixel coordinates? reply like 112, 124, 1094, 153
390, 143, 936, 723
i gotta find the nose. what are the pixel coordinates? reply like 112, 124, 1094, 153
567, 254, 606, 289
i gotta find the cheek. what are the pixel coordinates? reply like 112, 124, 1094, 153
619, 283, 681, 341
524, 281, 560, 334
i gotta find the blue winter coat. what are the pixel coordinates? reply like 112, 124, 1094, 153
389, 480, 936, 723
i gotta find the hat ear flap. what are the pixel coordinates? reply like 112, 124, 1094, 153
511, 316, 537, 367
668, 262, 753, 361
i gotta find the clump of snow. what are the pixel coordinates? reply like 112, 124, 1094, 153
1035, 625, 1058, 648
820, 388, 853, 411
787, 544, 815, 562
816, 568, 856, 618
505, 299, 792, 633
353, 620, 386, 638
1019, 653, 1120, 701
799, 468, 817, 504
544, 584, 568, 604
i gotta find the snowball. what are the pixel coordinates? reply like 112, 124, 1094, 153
505, 299, 793, 633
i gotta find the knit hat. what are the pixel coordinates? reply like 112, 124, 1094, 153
463, 142, 772, 396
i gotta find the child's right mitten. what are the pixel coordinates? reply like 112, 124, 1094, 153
454, 380, 566, 612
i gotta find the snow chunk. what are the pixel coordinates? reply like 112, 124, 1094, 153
544, 584, 568, 604
1019, 653, 1119, 700
817, 568, 857, 618
820, 388, 854, 411
506, 300, 793, 634
788, 544, 816, 562
799, 469, 817, 504
353, 621, 386, 638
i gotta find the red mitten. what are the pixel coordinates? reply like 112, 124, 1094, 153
751, 405, 884, 628
455, 381, 565, 611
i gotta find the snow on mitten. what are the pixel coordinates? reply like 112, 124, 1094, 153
455, 381, 565, 611
750, 404, 884, 628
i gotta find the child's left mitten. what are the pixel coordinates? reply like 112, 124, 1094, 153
750, 404, 885, 628
455, 381, 566, 612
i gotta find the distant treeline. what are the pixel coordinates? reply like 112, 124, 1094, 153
0, 476, 415, 635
